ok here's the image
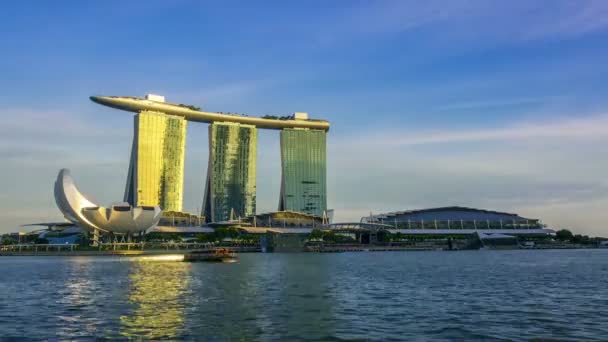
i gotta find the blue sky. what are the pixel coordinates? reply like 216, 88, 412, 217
1, 0, 608, 235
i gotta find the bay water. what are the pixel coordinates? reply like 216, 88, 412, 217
1, 250, 607, 341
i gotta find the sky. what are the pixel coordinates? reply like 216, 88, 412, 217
1, 0, 608, 235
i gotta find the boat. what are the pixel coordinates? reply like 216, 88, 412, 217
183, 248, 238, 263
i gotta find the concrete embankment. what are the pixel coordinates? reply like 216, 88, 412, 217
308, 245, 446, 252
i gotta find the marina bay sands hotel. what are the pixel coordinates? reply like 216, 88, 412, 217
90, 94, 329, 223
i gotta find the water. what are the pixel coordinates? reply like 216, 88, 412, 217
1, 250, 607, 341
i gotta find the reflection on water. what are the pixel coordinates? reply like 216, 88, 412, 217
120, 257, 190, 340
56, 258, 104, 339
136, 254, 185, 262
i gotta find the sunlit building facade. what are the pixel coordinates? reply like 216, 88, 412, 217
203, 122, 257, 222
124, 110, 187, 212
279, 128, 327, 217
91, 94, 331, 223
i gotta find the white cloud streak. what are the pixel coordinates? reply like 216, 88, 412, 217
341, 114, 608, 148
522, 0, 608, 40
334, 0, 608, 43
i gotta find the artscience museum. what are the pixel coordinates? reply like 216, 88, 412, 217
54, 168, 162, 236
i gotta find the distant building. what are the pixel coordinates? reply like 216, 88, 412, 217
124, 110, 187, 212
363, 206, 543, 230
203, 122, 257, 222
279, 128, 327, 217
245, 210, 324, 228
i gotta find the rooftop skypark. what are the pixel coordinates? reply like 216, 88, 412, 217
90, 95, 330, 131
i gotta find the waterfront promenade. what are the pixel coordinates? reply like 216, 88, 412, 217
0, 242, 260, 256
1, 241, 602, 256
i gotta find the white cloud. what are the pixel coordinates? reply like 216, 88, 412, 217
522, 0, 608, 40
338, 113, 608, 148
432, 96, 564, 112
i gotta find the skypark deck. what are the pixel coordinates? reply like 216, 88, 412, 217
90, 95, 330, 131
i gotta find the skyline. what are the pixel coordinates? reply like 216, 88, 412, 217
1, 1, 608, 235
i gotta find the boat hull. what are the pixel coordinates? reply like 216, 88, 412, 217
183, 249, 238, 262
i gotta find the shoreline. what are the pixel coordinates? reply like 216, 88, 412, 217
0, 245, 604, 256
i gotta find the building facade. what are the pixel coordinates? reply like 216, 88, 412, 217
362, 206, 543, 230
279, 128, 327, 217
91, 94, 331, 223
124, 110, 187, 212
203, 122, 257, 222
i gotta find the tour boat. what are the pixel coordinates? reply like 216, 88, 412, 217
183, 248, 238, 263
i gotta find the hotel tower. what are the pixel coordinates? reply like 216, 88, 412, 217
91, 94, 329, 222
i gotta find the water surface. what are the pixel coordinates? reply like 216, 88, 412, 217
1, 250, 607, 341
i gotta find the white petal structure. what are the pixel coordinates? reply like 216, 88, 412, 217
54, 169, 101, 232
81, 204, 162, 234
54, 169, 162, 234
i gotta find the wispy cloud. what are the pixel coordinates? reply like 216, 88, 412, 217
0, 108, 131, 166
171, 79, 279, 107
331, 0, 608, 43
522, 0, 608, 40
340, 113, 608, 147
343, 1, 462, 34
432, 96, 565, 112
0, 108, 130, 141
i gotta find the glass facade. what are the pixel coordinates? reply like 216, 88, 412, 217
124, 111, 187, 212
203, 122, 257, 222
279, 128, 327, 217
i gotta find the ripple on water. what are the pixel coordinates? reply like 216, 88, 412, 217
1, 250, 608, 340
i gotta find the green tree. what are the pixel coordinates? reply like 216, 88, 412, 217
377, 231, 391, 243
309, 229, 324, 240
571, 234, 591, 244
196, 233, 215, 243
1, 235, 15, 245
322, 230, 336, 243
212, 228, 240, 242
144, 232, 163, 241
334, 234, 355, 243
178, 104, 201, 111
392, 232, 404, 242
555, 229, 574, 241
